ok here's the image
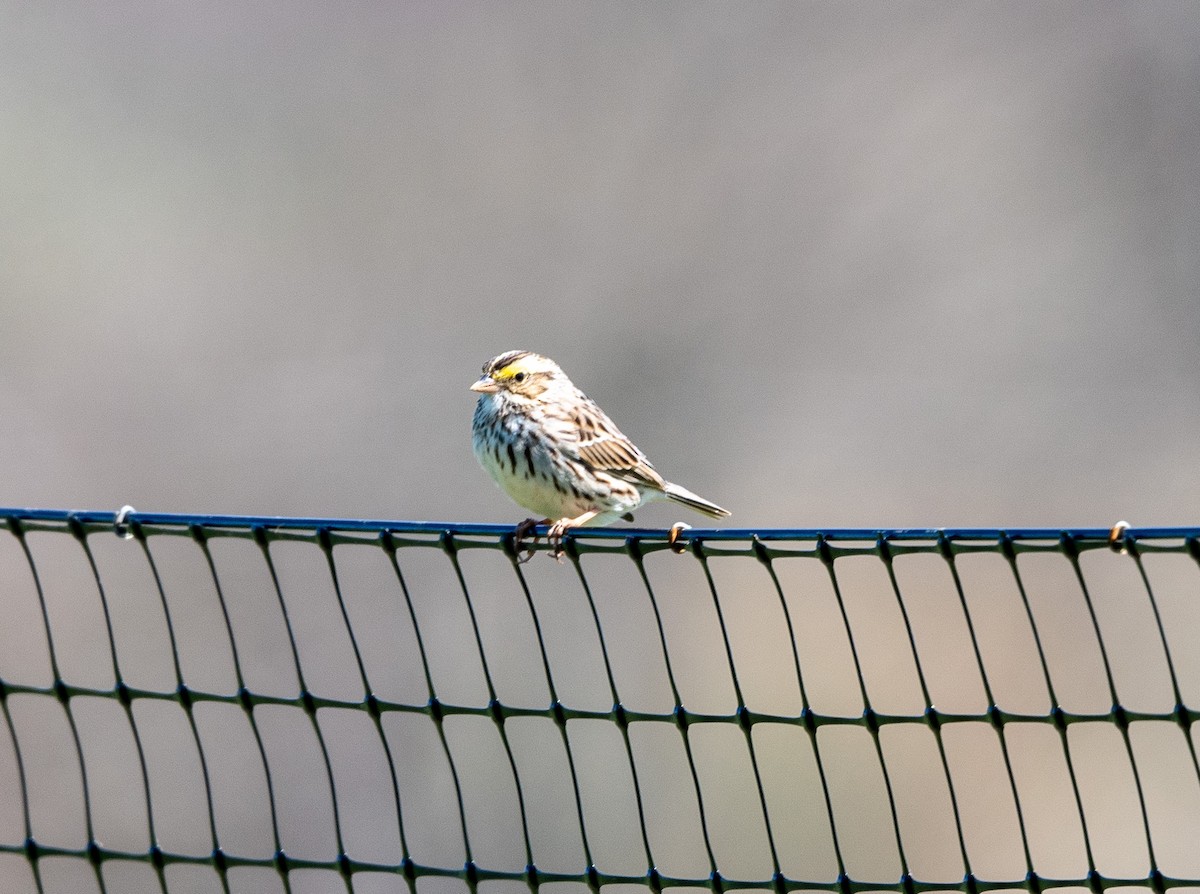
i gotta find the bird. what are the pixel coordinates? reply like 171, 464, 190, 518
471, 350, 730, 559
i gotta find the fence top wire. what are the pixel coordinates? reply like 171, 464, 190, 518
3, 506, 1197, 544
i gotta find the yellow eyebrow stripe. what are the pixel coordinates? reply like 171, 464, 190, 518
494, 360, 534, 380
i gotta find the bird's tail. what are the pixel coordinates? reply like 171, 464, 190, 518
662, 482, 731, 519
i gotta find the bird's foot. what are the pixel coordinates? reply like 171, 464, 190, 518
545, 510, 601, 561
512, 517, 547, 564
547, 519, 571, 561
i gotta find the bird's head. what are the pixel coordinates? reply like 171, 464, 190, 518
471, 350, 568, 401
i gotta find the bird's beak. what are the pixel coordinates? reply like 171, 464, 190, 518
471, 376, 500, 394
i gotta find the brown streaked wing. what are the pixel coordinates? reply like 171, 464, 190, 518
576, 431, 666, 490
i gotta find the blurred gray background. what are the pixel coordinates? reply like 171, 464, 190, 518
2, 3, 1200, 893
2, 2, 1197, 528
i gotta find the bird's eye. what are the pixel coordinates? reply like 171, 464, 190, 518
514, 372, 527, 383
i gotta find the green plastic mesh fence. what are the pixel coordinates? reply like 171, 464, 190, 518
1, 509, 1199, 894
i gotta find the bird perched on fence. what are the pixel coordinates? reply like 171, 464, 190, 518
471, 350, 730, 560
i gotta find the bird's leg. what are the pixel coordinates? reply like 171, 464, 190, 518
547, 510, 600, 560
513, 517, 548, 564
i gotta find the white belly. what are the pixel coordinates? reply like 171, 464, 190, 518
473, 395, 650, 524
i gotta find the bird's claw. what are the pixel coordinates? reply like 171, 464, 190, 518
513, 515, 590, 563
547, 521, 570, 562
512, 518, 544, 564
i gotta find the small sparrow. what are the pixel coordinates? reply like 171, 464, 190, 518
471, 350, 729, 558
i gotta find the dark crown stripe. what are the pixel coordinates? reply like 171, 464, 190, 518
487, 350, 532, 374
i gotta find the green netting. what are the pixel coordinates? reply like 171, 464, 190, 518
1, 509, 1199, 894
